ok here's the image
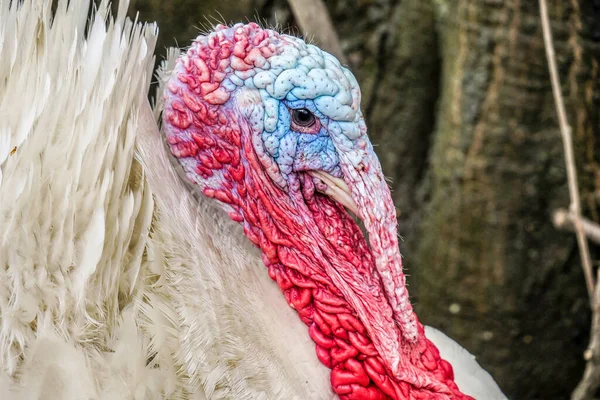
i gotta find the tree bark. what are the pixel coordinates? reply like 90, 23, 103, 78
415, 1, 600, 398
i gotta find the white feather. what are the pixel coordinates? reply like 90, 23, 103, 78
75, 206, 105, 305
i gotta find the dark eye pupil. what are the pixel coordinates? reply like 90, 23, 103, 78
292, 109, 315, 127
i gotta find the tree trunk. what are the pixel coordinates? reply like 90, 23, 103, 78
130, 0, 600, 398
415, 1, 600, 398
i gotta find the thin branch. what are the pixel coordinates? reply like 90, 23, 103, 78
542, 0, 600, 397
539, 0, 595, 302
287, 0, 347, 64
553, 209, 600, 246
572, 270, 600, 400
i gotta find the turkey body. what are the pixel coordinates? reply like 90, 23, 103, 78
0, 1, 506, 399
0, 2, 330, 398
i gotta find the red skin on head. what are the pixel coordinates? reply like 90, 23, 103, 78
163, 23, 473, 400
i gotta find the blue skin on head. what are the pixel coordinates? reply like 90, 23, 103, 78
227, 33, 366, 188
262, 99, 342, 179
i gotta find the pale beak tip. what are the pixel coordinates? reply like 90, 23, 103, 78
308, 170, 359, 216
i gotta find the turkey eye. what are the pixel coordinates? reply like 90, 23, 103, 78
292, 109, 316, 128
290, 108, 321, 134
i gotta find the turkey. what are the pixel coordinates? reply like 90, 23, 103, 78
0, 1, 507, 399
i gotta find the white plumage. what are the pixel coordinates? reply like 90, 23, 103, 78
0, 1, 506, 399
0, 2, 329, 398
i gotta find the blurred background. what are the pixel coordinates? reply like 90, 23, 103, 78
126, 1, 600, 398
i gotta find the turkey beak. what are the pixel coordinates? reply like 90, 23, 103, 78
308, 170, 358, 216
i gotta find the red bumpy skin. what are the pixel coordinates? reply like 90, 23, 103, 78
162, 23, 474, 400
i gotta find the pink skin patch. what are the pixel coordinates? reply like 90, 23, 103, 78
162, 23, 473, 400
